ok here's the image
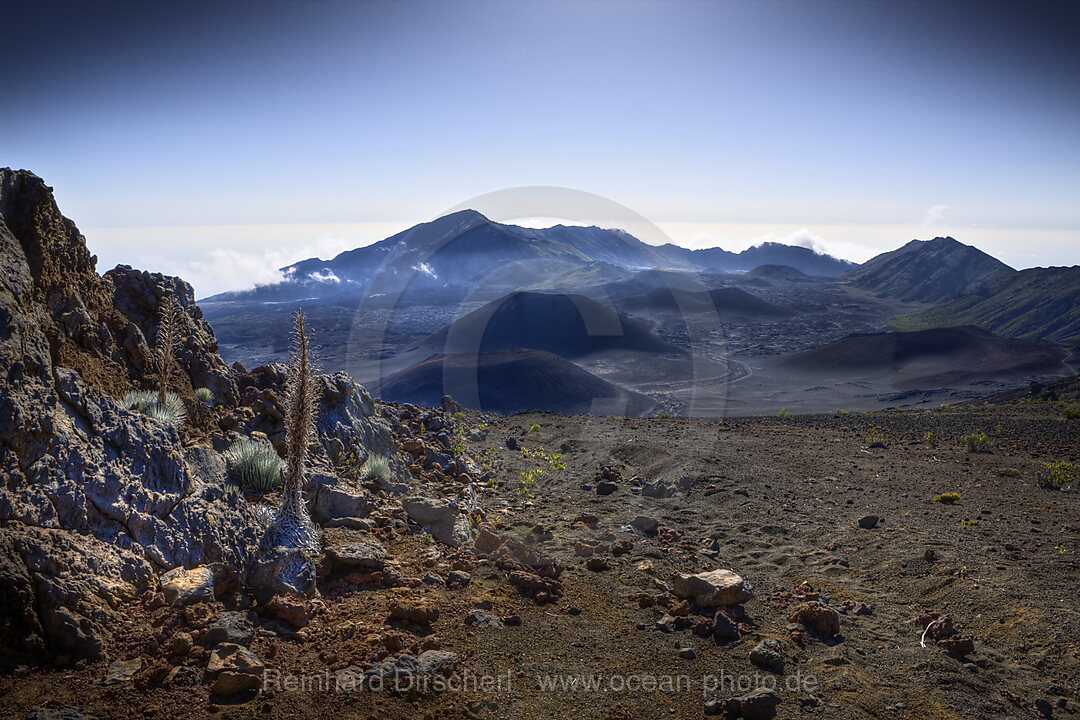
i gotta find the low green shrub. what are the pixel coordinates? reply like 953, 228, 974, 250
961, 430, 992, 453
361, 454, 391, 483
1038, 461, 1077, 490
223, 438, 283, 495
195, 387, 213, 404
122, 390, 186, 427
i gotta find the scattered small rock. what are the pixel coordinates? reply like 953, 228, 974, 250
673, 569, 754, 607
389, 600, 440, 626
171, 631, 194, 655
100, 658, 142, 686
722, 687, 782, 720
596, 481, 618, 496
202, 611, 255, 647
464, 609, 503, 628
858, 515, 880, 530
712, 610, 740, 640
266, 595, 316, 628
447, 570, 471, 587
750, 639, 785, 672
207, 643, 264, 695
630, 516, 659, 534
642, 480, 676, 498
788, 601, 840, 636
160, 566, 215, 605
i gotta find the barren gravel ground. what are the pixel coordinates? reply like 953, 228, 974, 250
3, 403, 1078, 720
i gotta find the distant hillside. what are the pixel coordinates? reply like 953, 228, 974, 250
843, 237, 1014, 303
895, 266, 1080, 345
373, 349, 655, 415
784, 326, 1067, 386
617, 286, 795, 319
745, 264, 812, 282
417, 291, 681, 358
690, 242, 854, 277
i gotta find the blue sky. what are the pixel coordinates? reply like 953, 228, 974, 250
4, 0, 1078, 296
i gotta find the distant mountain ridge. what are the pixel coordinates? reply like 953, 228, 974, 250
205, 209, 855, 302
842, 236, 1015, 303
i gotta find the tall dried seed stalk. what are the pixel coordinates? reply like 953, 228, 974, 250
278, 310, 321, 542
155, 295, 184, 404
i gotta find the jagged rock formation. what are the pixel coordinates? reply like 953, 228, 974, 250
0, 169, 261, 667
0, 169, 441, 672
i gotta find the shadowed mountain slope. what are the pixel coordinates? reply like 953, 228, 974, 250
784, 326, 1067, 385
616, 286, 795, 318
373, 349, 655, 416
895, 266, 1080, 346
417, 291, 682, 358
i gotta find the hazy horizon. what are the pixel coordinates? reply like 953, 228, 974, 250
79, 213, 1079, 299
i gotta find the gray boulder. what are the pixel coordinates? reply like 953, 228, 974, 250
248, 546, 317, 604
322, 528, 387, 572
402, 496, 470, 547
202, 611, 255, 647
642, 480, 677, 498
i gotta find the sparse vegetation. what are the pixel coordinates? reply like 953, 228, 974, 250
923, 431, 936, 447
449, 417, 467, 457
265, 310, 322, 552
154, 295, 184, 406
529, 423, 541, 432
123, 294, 190, 427
520, 445, 566, 472
934, 492, 962, 504
517, 467, 542, 497
1038, 461, 1077, 490
195, 387, 213, 404
865, 426, 885, 446
1060, 402, 1080, 420
478, 447, 503, 476
360, 454, 391, 483
122, 389, 186, 427
223, 438, 283, 495
777, 408, 792, 419
962, 430, 992, 453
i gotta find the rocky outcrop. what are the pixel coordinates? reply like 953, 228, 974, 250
0, 170, 261, 664
2, 523, 155, 666
0, 169, 424, 669
106, 265, 239, 405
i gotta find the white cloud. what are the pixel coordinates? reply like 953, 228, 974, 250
413, 262, 438, 279
920, 204, 949, 226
